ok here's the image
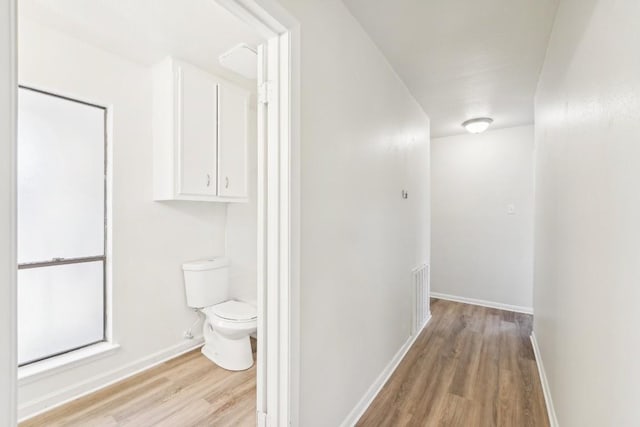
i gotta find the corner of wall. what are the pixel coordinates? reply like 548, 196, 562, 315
530, 332, 559, 427
340, 316, 432, 427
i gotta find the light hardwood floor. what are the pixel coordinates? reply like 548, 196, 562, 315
357, 298, 550, 427
23, 300, 548, 427
20, 342, 257, 427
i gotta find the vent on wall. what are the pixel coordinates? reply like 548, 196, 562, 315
412, 264, 430, 335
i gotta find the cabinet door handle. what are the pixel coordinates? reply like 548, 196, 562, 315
225, 176, 229, 189
206, 174, 211, 187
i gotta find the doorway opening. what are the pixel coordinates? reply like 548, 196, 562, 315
4, 0, 298, 425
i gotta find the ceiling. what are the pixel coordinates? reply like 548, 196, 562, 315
19, 0, 263, 81
343, 0, 559, 137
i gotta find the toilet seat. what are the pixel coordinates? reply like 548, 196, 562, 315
203, 300, 256, 322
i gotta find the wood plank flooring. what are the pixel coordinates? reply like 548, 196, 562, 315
20, 342, 257, 427
357, 299, 549, 427
23, 301, 548, 427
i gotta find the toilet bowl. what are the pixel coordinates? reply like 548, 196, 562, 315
182, 258, 257, 371
201, 300, 257, 371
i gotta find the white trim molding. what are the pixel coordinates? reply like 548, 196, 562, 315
18, 342, 121, 385
18, 338, 204, 422
0, 0, 17, 424
340, 316, 432, 427
530, 333, 559, 427
220, 2, 300, 426
430, 292, 533, 314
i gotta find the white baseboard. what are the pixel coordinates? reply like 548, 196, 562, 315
340, 315, 432, 427
430, 292, 533, 314
530, 333, 559, 427
18, 337, 204, 422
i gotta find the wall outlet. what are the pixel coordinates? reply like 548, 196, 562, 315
507, 204, 516, 215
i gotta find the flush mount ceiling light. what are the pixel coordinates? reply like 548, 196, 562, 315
462, 117, 494, 134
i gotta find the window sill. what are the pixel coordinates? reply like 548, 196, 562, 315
18, 342, 120, 386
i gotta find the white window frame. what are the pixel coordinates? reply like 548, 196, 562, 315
16, 86, 109, 367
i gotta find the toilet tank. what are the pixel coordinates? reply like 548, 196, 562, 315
182, 257, 230, 308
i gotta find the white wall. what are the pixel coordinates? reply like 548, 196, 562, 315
431, 126, 534, 310
0, 0, 17, 425
534, 0, 640, 425
17, 20, 229, 418
276, 1, 430, 425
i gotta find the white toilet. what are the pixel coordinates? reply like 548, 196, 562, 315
182, 257, 257, 371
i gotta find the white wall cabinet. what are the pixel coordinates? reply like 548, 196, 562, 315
153, 57, 249, 202
218, 83, 248, 198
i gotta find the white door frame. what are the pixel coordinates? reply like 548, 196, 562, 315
216, 1, 300, 426
0, 0, 299, 425
1, 0, 17, 425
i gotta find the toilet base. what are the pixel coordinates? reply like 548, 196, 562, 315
201, 334, 254, 371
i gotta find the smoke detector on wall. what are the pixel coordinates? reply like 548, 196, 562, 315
219, 43, 258, 80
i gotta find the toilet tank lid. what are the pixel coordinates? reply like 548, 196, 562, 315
182, 257, 229, 271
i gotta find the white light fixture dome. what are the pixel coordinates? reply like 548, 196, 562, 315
462, 117, 493, 134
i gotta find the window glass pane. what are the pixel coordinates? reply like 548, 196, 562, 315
18, 261, 105, 365
17, 88, 105, 263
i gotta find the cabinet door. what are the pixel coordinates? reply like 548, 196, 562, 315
218, 84, 248, 198
177, 65, 217, 196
